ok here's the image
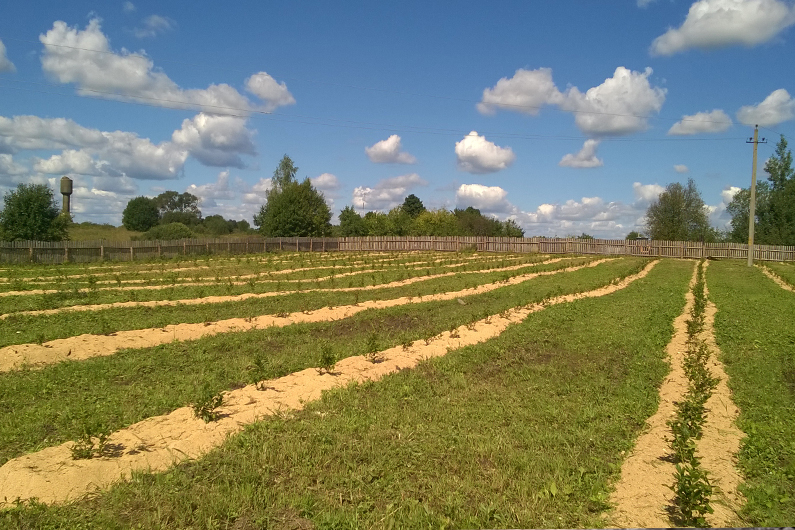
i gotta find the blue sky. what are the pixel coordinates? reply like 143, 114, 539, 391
1, 0, 794, 237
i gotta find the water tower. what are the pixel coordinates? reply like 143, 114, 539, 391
60, 176, 73, 214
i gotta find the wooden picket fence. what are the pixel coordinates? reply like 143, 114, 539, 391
0, 236, 793, 264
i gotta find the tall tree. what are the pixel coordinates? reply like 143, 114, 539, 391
401, 194, 426, 218
338, 206, 367, 236
645, 178, 715, 241
0, 183, 70, 241
254, 156, 332, 236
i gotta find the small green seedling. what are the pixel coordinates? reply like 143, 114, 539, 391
193, 387, 225, 422
318, 343, 338, 374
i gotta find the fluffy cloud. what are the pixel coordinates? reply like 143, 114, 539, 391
365, 135, 417, 164
0, 154, 27, 176
455, 131, 516, 174
0, 115, 106, 153
0, 39, 15, 73
39, 19, 293, 114
632, 182, 665, 203
674, 164, 690, 173
477, 68, 562, 115
561, 67, 666, 136
311, 173, 340, 192
123, 2, 136, 14
478, 66, 665, 137
244, 73, 296, 112
33, 149, 119, 176
559, 139, 604, 168
455, 184, 511, 213
171, 113, 257, 168
668, 109, 733, 134
241, 178, 272, 205
133, 15, 174, 39
736, 89, 795, 126
650, 0, 795, 56
352, 173, 427, 211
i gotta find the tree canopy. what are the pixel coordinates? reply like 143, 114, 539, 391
0, 183, 71, 241
155, 191, 202, 226
401, 194, 426, 218
122, 196, 160, 232
253, 155, 332, 237
644, 178, 716, 242
728, 135, 795, 245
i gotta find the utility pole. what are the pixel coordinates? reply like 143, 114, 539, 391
746, 125, 767, 267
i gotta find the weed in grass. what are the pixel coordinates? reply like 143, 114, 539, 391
192, 387, 225, 422
318, 343, 338, 374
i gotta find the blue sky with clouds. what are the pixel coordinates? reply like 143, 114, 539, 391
1, 0, 794, 237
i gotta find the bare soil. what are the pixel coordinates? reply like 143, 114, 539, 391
0, 260, 656, 506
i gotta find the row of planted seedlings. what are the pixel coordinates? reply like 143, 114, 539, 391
0, 257, 650, 467
0, 252, 539, 302
0, 255, 596, 348
1, 258, 695, 528
666, 260, 720, 526
0, 249, 521, 288
761, 260, 795, 287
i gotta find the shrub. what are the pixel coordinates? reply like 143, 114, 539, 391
140, 222, 194, 241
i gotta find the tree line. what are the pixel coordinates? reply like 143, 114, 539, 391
2, 141, 793, 244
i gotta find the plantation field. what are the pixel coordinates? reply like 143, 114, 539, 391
0, 250, 792, 528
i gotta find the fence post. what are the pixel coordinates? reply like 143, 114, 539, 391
183, 241, 187, 255
130, 245, 134, 261
310, 237, 313, 252
158, 244, 162, 258
29, 244, 33, 263
64, 245, 69, 263
100, 245, 104, 260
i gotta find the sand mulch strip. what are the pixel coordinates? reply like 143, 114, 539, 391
0, 257, 571, 319
609, 261, 697, 527
0, 255, 548, 298
0, 261, 658, 507
609, 260, 745, 527
0, 258, 606, 372
758, 265, 795, 292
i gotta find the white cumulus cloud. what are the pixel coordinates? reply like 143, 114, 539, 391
650, 0, 795, 56
674, 164, 690, 173
455, 131, 516, 174
477, 67, 562, 115
455, 184, 512, 213
311, 173, 340, 192
365, 135, 417, 164
668, 109, 733, 134
171, 113, 257, 168
561, 67, 666, 136
559, 139, 604, 168
0, 40, 15, 73
736, 88, 795, 126
632, 182, 665, 204
245, 72, 296, 112
0, 154, 27, 176
39, 19, 293, 115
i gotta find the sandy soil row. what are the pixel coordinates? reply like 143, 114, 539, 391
0, 257, 573, 319
609, 261, 744, 527
0, 258, 605, 371
0, 260, 658, 507
0, 255, 546, 297
1, 254, 509, 285
758, 265, 795, 292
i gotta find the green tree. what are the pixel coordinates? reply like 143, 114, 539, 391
0, 183, 70, 241
253, 156, 332, 236
410, 209, 461, 236
140, 222, 194, 241
338, 206, 367, 236
645, 178, 715, 242
201, 214, 232, 236
727, 136, 795, 245
155, 191, 202, 226
401, 194, 426, 218
122, 196, 160, 232
625, 230, 646, 240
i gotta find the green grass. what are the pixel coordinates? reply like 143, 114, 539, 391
707, 259, 795, 526
0, 257, 648, 465
0, 256, 608, 348
67, 223, 142, 242
0, 259, 692, 529
763, 261, 795, 288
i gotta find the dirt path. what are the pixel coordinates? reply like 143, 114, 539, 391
0, 257, 574, 319
758, 265, 795, 292
0, 261, 658, 507
609, 261, 744, 527
0, 258, 608, 372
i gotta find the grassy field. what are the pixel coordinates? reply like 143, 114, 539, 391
0, 251, 791, 528
67, 223, 142, 241
707, 260, 795, 527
